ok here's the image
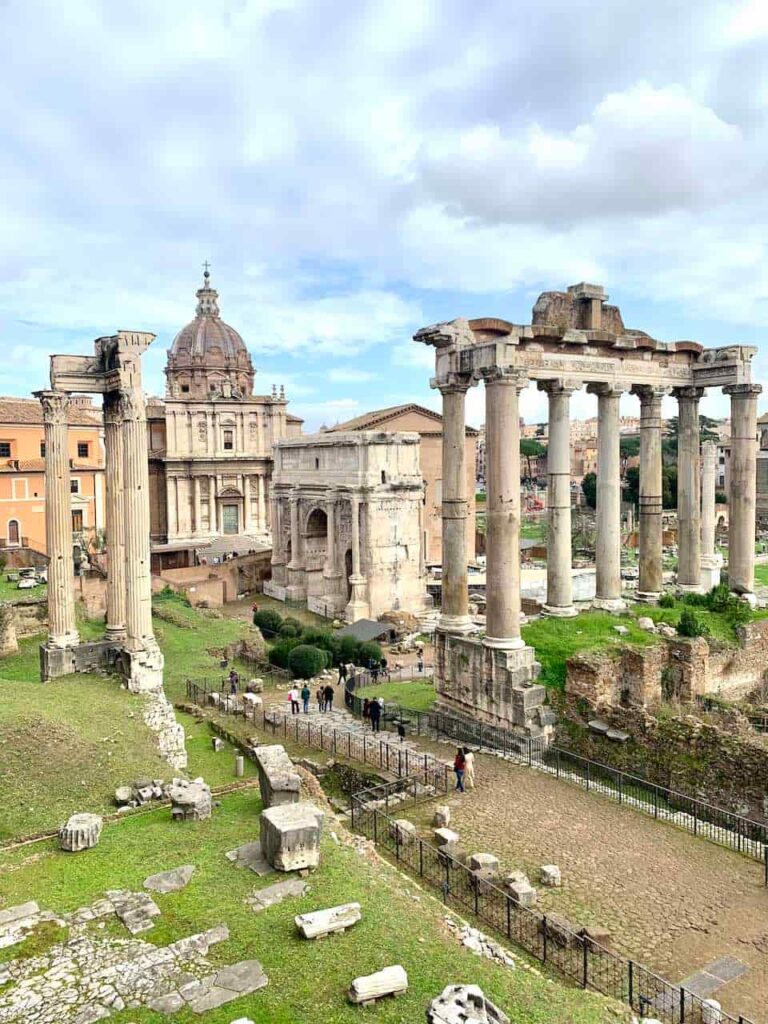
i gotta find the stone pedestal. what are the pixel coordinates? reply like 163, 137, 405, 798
168, 778, 212, 821
260, 802, 324, 871
59, 813, 103, 852
253, 744, 301, 808
348, 966, 408, 1006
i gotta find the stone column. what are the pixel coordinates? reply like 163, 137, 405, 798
345, 494, 369, 621
676, 387, 703, 592
700, 440, 722, 591
258, 473, 267, 530
103, 393, 126, 642
323, 493, 337, 578
438, 380, 473, 633
633, 386, 666, 602
589, 384, 626, 611
540, 380, 577, 617
37, 391, 79, 650
166, 477, 178, 539
288, 493, 300, 568
725, 383, 762, 598
208, 474, 216, 533
484, 372, 527, 647
119, 388, 163, 686
193, 476, 202, 535
286, 491, 306, 600
243, 475, 252, 532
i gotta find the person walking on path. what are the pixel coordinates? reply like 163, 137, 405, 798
301, 683, 311, 714
316, 685, 325, 712
369, 696, 382, 733
323, 683, 335, 712
338, 662, 348, 685
362, 697, 370, 725
453, 748, 466, 792
289, 686, 300, 715
463, 747, 475, 789
229, 668, 239, 695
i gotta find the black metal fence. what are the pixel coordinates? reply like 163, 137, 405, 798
347, 676, 768, 865
351, 782, 756, 1024
185, 680, 451, 794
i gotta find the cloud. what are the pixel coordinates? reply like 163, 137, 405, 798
327, 367, 375, 382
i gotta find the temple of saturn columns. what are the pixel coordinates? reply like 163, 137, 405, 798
36, 331, 164, 691
416, 283, 761, 735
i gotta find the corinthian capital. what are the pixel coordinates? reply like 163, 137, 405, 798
35, 390, 69, 426
117, 388, 146, 422
103, 391, 124, 427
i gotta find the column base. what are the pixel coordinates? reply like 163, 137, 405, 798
635, 591, 661, 604
482, 634, 526, 650
592, 597, 627, 613
732, 590, 757, 608
104, 625, 127, 643
285, 586, 308, 601
541, 604, 578, 618
47, 630, 81, 650
345, 575, 369, 623
677, 583, 704, 595
120, 642, 165, 693
437, 614, 475, 635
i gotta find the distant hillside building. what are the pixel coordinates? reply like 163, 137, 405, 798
146, 271, 302, 567
327, 404, 478, 566
0, 396, 105, 557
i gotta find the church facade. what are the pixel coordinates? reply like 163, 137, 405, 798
147, 272, 302, 565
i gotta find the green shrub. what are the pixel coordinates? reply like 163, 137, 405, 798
658, 593, 675, 608
268, 637, 302, 668
278, 618, 303, 638
706, 583, 732, 613
681, 592, 708, 607
338, 635, 361, 664
358, 641, 383, 665
301, 628, 342, 663
677, 607, 709, 638
288, 644, 328, 679
253, 609, 283, 635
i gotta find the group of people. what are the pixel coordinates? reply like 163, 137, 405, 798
288, 683, 336, 714
361, 696, 384, 732
452, 747, 475, 792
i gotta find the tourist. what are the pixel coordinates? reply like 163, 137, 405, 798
463, 747, 475, 790
453, 748, 466, 792
380, 655, 389, 680
316, 685, 325, 712
301, 683, 311, 714
323, 683, 335, 712
338, 661, 348, 685
370, 661, 379, 684
289, 686, 300, 715
417, 654, 424, 674
369, 696, 381, 733
362, 697, 370, 724
229, 668, 239, 694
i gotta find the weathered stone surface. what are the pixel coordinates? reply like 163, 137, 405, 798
434, 827, 459, 846
144, 865, 196, 893
427, 983, 510, 1023
260, 802, 324, 872
295, 902, 361, 939
541, 912, 580, 948
114, 786, 132, 805
225, 841, 273, 876
253, 744, 301, 808
348, 965, 408, 1005
540, 864, 561, 888
168, 777, 211, 822
389, 819, 417, 844
0, 902, 40, 928
433, 805, 451, 828
468, 853, 499, 873
507, 880, 537, 907
59, 813, 103, 852
107, 890, 161, 935
246, 879, 308, 912
637, 616, 656, 631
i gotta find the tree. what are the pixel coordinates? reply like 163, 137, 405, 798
253, 609, 283, 635
581, 472, 597, 509
663, 464, 678, 509
288, 644, 328, 679
623, 465, 640, 507
358, 641, 383, 665
520, 439, 546, 481
620, 436, 640, 459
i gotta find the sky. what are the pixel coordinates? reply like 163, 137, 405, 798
2, 0, 768, 431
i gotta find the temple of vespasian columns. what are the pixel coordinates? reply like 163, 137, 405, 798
36, 331, 164, 691
416, 283, 761, 736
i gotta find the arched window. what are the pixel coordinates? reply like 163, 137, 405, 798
7, 519, 20, 546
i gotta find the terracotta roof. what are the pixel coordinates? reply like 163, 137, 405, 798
286, 413, 304, 422
0, 397, 102, 427
328, 403, 479, 436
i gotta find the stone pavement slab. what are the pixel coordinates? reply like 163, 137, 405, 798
225, 841, 274, 876
144, 864, 196, 893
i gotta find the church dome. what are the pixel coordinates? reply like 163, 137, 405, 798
166, 269, 255, 399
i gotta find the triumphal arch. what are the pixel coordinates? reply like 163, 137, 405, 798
37, 331, 163, 691
416, 283, 761, 736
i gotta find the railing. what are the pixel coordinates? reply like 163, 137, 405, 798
184, 680, 452, 794
351, 791, 756, 1024
346, 676, 768, 866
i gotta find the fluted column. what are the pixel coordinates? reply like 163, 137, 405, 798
288, 493, 300, 568
676, 387, 703, 592
484, 372, 526, 648
243, 475, 252, 532
725, 383, 761, 597
700, 440, 722, 590
540, 380, 577, 617
208, 474, 216, 533
166, 477, 178, 539
103, 393, 126, 642
193, 476, 202, 535
589, 383, 626, 611
37, 391, 79, 649
634, 386, 666, 602
438, 379, 473, 633
119, 389, 157, 652
258, 473, 267, 530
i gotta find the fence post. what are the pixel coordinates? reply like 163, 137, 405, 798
479, 722, 483, 751
586, 760, 590, 792
764, 846, 768, 887
627, 960, 633, 1009
419, 841, 424, 877
618, 772, 623, 805
542, 915, 547, 962
395, 827, 400, 862
556, 747, 560, 779
528, 738, 532, 767
348, 733, 351, 759
582, 938, 589, 989
679, 986, 685, 1023
373, 810, 378, 845
654, 786, 659, 818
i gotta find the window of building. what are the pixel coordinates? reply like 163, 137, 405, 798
8, 520, 20, 545
223, 429, 234, 451
315, 458, 319, 469
0, 442, 11, 458
381, 470, 386, 484
72, 510, 83, 533
70, 479, 80, 494
181, 385, 190, 393
40, 441, 46, 457
77, 442, 89, 458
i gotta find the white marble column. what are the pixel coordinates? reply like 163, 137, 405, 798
242, 475, 252, 532
345, 493, 369, 621
37, 391, 79, 649
589, 383, 626, 611
166, 477, 178, 539
676, 387, 703, 592
725, 383, 761, 598
323, 493, 338, 578
257, 473, 267, 530
208, 474, 216, 533
540, 380, 577, 617
438, 379, 473, 633
193, 476, 202, 536
103, 393, 126, 641
634, 386, 666, 602
484, 372, 526, 648
700, 440, 722, 591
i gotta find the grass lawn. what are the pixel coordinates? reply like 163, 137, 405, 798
0, 790, 625, 1024
0, 576, 47, 603
520, 520, 547, 542
755, 563, 768, 588
362, 679, 437, 712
